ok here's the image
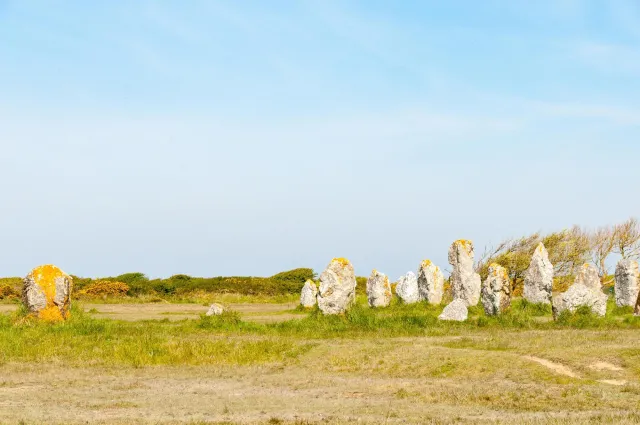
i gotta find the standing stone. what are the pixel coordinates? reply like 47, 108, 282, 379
523, 243, 553, 304
206, 303, 224, 316
366, 270, 392, 308
417, 260, 444, 305
552, 283, 607, 318
615, 259, 640, 307
22, 264, 73, 322
448, 240, 481, 306
395, 271, 420, 304
317, 258, 357, 315
300, 279, 318, 308
575, 263, 601, 292
438, 299, 468, 321
481, 263, 511, 316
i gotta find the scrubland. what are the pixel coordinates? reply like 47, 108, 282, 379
1, 296, 640, 424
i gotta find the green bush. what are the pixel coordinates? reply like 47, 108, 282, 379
270, 268, 315, 283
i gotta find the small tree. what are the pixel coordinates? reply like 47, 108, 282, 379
614, 217, 640, 260
589, 225, 616, 284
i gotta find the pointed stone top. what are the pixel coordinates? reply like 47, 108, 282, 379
534, 242, 548, 255
421, 259, 433, 267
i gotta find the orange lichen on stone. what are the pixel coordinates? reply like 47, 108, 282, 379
332, 258, 351, 267
29, 264, 71, 322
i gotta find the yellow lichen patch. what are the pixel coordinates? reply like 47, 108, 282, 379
421, 259, 432, 267
38, 305, 65, 322
31, 264, 65, 305
29, 264, 70, 323
454, 239, 473, 255
332, 258, 351, 267
535, 243, 546, 254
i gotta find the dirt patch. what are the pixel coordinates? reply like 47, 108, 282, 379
589, 361, 623, 372
522, 356, 579, 378
0, 302, 302, 324
598, 379, 627, 386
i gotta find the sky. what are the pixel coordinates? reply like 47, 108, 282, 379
0, 0, 639, 280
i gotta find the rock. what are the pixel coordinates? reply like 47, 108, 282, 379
575, 263, 601, 292
317, 258, 357, 315
299, 279, 318, 308
438, 298, 468, 321
481, 263, 511, 316
523, 243, 553, 304
206, 303, 224, 316
366, 270, 392, 308
552, 284, 607, 318
448, 240, 481, 306
395, 271, 420, 304
615, 259, 639, 307
417, 260, 444, 305
22, 264, 73, 322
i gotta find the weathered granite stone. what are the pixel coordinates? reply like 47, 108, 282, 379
438, 298, 468, 321
552, 284, 607, 318
448, 240, 481, 306
300, 279, 318, 308
523, 243, 553, 304
615, 259, 639, 308
395, 271, 420, 304
575, 263, 601, 293
481, 263, 511, 316
417, 260, 444, 305
366, 270, 392, 308
317, 258, 357, 315
206, 303, 224, 316
22, 264, 73, 322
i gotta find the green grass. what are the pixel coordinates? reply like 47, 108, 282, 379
2, 296, 640, 367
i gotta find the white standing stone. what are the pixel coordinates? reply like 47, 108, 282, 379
317, 258, 357, 315
438, 299, 468, 321
523, 243, 553, 305
481, 263, 511, 316
448, 240, 481, 306
552, 283, 607, 318
417, 260, 444, 305
614, 259, 639, 308
575, 263, 601, 293
395, 271, 420, 304
300, 279, 318, 308
366, 270, 392, 308
206, 303, 224, 316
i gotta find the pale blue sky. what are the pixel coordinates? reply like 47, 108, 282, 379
0, 0, 638, 279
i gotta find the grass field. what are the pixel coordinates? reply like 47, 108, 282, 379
1, 297, 640, 424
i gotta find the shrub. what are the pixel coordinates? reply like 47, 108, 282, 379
0, 284, 19, 299
77, 281, 130, 297
271, 268, 315, 283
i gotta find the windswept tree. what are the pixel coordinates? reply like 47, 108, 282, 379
589, 225, 617, 283
614, 217, 640, 260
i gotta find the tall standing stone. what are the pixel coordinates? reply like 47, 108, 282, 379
300, 279, 318, 308
481, 263, 511, 316
448, 240, 481, 306
317, 258, 357, 315
366, 270, 392, 308
395, 271, 420, 304
417, 260, 444, 305
615, 259, 639, 307
523, 243, 553, 304
22, 264, 73, 322
575, 263, 601, 292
